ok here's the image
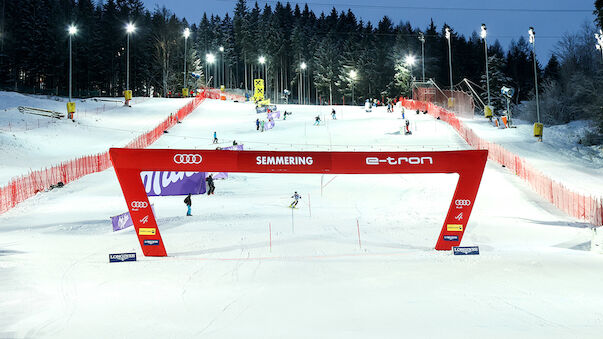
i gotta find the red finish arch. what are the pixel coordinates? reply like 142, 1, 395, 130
109, 148, 488, 257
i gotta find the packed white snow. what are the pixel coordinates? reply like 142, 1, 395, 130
0, 91, 190, 185
1, 97, 602, 338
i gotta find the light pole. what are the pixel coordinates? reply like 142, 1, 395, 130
301, 62, 307, 104
219, 46, 224, 87
481, 24, 491, 107
596, 29, 603, 62
259, 55, 266, 99
125, 23, 135, 105
206, 53, 215, 87
405, 55, 416, 99
349, 69, 357, 105
67, 25, 77, 120
445, 27, 453, 93
418, 32, 425, 82
183, 27, 190, 96
529, 27, 542, 141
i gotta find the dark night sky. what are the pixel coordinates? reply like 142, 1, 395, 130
140, 0, 597, 62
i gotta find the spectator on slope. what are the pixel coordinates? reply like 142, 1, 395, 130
314, 115, 321, 126
206, 174, 215, 195
184, 193, 192, 216
213, 131, 218, 144
260, 120, 265, 132
331, 109, 337, 120
256, 118, 260, 130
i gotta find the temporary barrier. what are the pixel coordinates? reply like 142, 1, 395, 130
0, 89, 245, 215
110, 148, 488, 256
399, 98, 603, 226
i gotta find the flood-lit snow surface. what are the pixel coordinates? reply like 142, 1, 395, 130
1, 97, 602, 338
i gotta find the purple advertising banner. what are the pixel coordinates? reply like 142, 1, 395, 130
140, 171, 206, 196
111, 205, 155, 232
265, 119, 275, 130
267, 111, 281, 120
214, 145, 244, 179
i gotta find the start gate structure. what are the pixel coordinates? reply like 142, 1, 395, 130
109, 148, 488, 257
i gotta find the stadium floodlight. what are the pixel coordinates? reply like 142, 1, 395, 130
418, 32, 426, 82
183, 28, 190, 91
259, 56, 266, 64
404, 54, 416, 66
126, 23, 136, 34
219, 46, 224, 52
528, 26, 540, 127
206, 53, 215, 64
445, 27, 453, 92
68, 25, 77, 36
301, 62, 307, 70
481, 24, 491, 106
528, 27, 535, 44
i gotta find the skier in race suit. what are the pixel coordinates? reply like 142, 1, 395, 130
290, 192, 301, 208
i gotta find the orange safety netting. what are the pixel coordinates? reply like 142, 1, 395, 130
0, 89, 243, 214
399, 97, 603, 226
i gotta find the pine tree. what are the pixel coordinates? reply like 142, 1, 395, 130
313, 33, 340, 104
480, 54, 512, 113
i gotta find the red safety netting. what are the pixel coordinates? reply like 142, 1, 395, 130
399, 97, 603, 226
0, 89, 244, 214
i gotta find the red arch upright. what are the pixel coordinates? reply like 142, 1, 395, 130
109, 148, 488, 256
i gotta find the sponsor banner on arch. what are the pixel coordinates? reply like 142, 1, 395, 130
140, 171, 206, 196
239, 151, 331, 173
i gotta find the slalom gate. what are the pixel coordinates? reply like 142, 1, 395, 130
400, 98, 603, 226
109, 148, 488, 256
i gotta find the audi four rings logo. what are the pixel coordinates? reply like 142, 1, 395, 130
173, 154, 202, 164
455, 199, 471, 209
131, 201, 148, 209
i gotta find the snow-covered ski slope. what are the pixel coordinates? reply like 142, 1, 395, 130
464, 117, 603, 197
0, 91, 190, 185
1, 99, 602, 338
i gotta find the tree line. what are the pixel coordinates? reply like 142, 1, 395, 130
0, 0, 601, 137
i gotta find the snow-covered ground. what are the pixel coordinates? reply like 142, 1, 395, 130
0, 91, 191, 185
464, 117, 603, 197
1, 98, 602, 338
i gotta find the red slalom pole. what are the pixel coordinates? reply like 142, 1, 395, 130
357, 219, 362, 249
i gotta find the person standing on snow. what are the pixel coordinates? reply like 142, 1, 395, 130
314, 115, 321, 126
331, 109, 336, 120
260, 120, 265, 132
184, 193, 192, 216
256, 118, 260, 130
289, 191, 301, 208
206, 174, 215, 195
213, 131, 218, 144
